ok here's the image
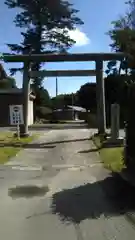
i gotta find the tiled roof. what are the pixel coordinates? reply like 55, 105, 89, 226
0, 88, 35, 100
67, 105, 87, 112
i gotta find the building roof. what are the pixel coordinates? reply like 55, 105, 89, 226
67, 105, 87, 112
0, 89, 22, 94
0, 88, 35, 100
53, 106, 87, 112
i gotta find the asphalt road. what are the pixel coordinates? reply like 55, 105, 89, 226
0, 126, 133, 240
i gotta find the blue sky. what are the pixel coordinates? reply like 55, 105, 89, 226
0, 0, 127, 97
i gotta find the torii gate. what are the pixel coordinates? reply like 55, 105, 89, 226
2, 52, 126, 136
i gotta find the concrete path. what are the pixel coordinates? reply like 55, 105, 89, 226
0, 128, 134, 239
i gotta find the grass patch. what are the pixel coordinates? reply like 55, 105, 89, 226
92, 134, 125, 172
0, 132, 37, 164
100, 147, 125, 172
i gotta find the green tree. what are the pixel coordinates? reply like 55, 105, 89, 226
32, 86, 52, 120
33, 87, 51, 107
51, 93, 77, 109
107, 1, 135, 74
5, 0, 83, 118
107, 0, 135, 167
63, 93, 77, 107
0, 76, 17, 89
51, 94, 66, 109
77, 83, 97, 112
104, 74, 130, 126
4, 0, 83, 84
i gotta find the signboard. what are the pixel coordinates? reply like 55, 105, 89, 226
9, 105, 24, 125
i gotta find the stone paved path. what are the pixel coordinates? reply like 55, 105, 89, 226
0, 127, 134, 240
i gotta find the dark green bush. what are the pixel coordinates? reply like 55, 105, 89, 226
125, 83, 135, 169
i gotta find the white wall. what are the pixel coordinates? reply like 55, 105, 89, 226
28, 100, 34, 125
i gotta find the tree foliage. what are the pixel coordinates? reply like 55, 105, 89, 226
5, 0, 83, 118
76, 77, 131, 127
51, 93, 77, 109
107, 0, 135, 167
0, 76, 17, 89
33, 87, 51, 107
51, 95, 65, 109
32, 86, 52, 119
5, 0, 83, 78
107, 1, 135, 73
77, 83, 97, 112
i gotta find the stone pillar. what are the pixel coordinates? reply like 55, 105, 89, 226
111, 103, 120, 141
20, 61, 30, 137
96, 60, 106, 134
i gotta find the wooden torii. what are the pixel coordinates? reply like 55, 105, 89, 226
2, 52, 126, 136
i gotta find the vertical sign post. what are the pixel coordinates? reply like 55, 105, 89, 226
9, 105, 24, 138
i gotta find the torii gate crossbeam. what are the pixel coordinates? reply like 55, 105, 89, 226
29, 70, 96, 77
1, 52, 127, 136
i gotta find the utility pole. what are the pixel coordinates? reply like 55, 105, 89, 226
56, 77, 58, 96
72, 93, 74, 120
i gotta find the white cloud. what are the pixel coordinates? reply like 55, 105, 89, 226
68, 28, 90, 47
42, 28, 90, 48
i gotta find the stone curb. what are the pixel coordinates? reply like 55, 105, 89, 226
125, 213, 135, 226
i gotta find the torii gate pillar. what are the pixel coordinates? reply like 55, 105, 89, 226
20, 61, 30, 137
96, 60, 106, 134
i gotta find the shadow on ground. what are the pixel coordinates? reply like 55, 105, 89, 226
0, 138, 90, 148
8, 185, 49, 199
51, 174, 135, 224
43, 138, 91, 145
78, 148, 99, 153
0, 143, 56, 149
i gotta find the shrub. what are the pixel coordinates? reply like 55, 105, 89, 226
125, 83, 135, 169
